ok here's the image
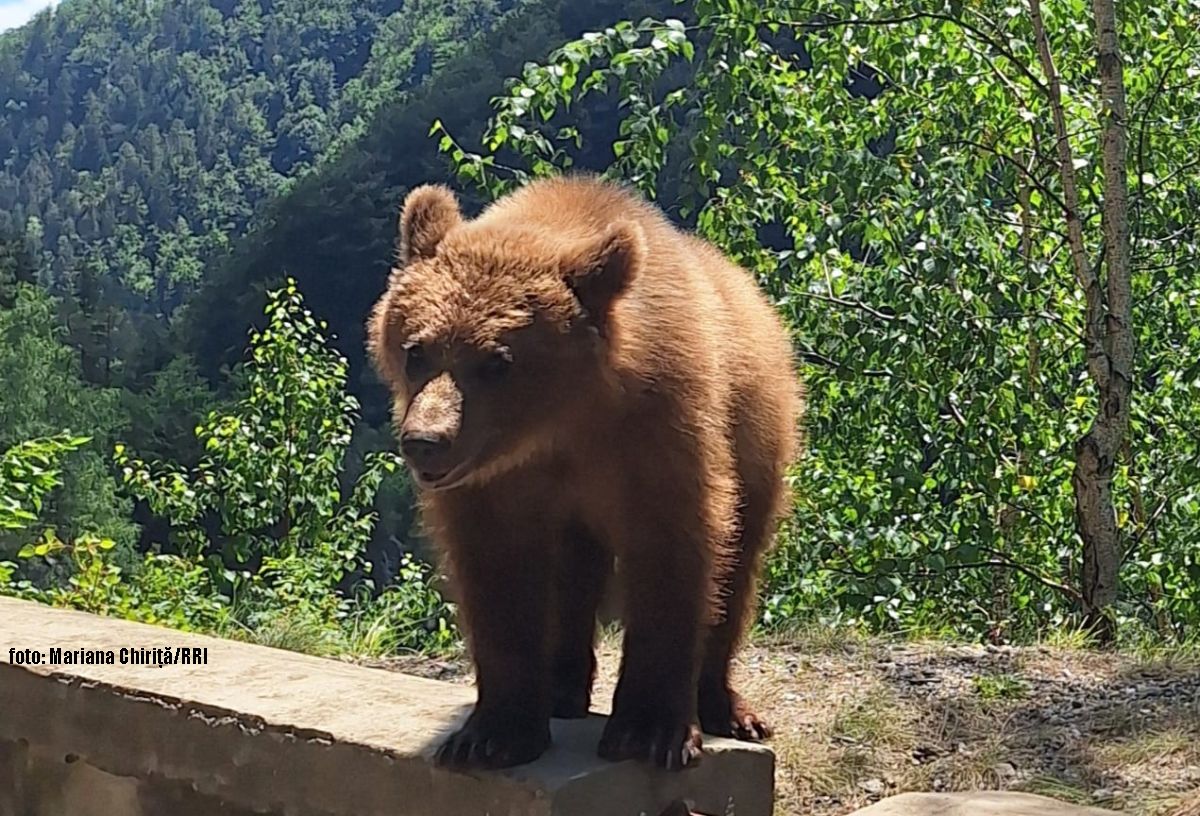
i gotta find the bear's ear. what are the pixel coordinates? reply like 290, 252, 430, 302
562, 220, 644, 331
399, 185, 462, 263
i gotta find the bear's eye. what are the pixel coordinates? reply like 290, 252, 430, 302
477, 347, 513, 383
404, 343, 429, 380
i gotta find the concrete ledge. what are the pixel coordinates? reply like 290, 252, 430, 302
0, 597, 772, 816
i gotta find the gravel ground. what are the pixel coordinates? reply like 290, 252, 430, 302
359, 635, 1200, 816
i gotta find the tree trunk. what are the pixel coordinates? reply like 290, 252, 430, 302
1080, 0, 1133, 641
1030, 0, 1133, 642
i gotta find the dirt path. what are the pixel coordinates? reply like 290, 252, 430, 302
361, 635, 1200, 816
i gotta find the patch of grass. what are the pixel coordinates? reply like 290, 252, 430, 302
338, 588, 460, 659
1037, 626, 1098, 651
1166, 790, 1200, 816
341, 608, 402, 658
1095, 727, 1198, 767
972, 673, 1030, 701
751, 671, 917, 810
1123, 636, 1200, 672
831, 688, 914, 748
773, 731, 866, 803
892, 608, 970, 644
1021, 775, 1096, 807
232, 610, 343, 657
757, 620, 871, 655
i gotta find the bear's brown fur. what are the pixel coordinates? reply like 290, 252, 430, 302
367, 176, 803, 772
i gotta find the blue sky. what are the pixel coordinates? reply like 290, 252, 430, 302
0, 0, 58, 33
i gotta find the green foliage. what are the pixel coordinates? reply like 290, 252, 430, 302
0, 282, 134, 548
5, 529, 229, 630
431, 14, 695, 196
360, 553, 459, 654
332, 0, 506, 154
119, 281, 381, 564
444, 0, 1200, 640
0, 435, 87, 534
119, 355, 221, 466
228, 551, 455, 656
112, 281, 453, 652
1, 525, 229, 632
5, 281, 453, 654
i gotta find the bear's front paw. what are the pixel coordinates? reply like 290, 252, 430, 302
698, 685, 772, 741
435, 711, 551, 770
598, 711, 703, 771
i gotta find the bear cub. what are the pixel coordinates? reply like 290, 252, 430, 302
368, 176, 802, 771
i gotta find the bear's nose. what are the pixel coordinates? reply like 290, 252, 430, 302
399, 431, 452, 469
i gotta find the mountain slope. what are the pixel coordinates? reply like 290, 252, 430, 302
0, 0, 513, 312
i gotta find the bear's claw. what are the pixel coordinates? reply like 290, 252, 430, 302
435, 715, 550, 770
598, 713, 703, 771
698, 686, 772, 741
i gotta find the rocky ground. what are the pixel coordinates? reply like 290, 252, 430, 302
361, 633, 1200, 816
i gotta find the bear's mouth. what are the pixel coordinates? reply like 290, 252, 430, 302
414, 464, 468, 491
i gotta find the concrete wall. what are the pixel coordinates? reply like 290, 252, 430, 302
0, 597, 773, 816
0, 737, 260, 816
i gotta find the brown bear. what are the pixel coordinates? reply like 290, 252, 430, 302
367, 175, 803, 772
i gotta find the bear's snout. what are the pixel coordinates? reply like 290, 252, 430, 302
400, 372, 466, 487
399, 430, 452, 472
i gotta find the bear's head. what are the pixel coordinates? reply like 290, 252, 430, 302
367, 183, 645, 491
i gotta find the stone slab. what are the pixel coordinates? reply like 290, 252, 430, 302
0, 596, 772, 816
851, 792, 1122, 816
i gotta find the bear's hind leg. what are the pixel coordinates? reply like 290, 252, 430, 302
550, 523, 612, 719
697, 474, 784, 742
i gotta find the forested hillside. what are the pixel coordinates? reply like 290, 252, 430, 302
0, 0, 513, 313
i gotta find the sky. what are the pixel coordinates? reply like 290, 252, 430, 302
0, 0, 58, 33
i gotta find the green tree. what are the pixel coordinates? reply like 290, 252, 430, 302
117, 280, 406, 624
444, 0, 1200, 640
120, 355, 219, 466
0, 238, 35, 308
0, 433, 88, 589
5, 282, 450, 652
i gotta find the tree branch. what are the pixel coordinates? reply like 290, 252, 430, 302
1028, 0, 1109, 393
795, 290, 896, 322
796, 348, 892, 378
909, 559, 1083, 605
